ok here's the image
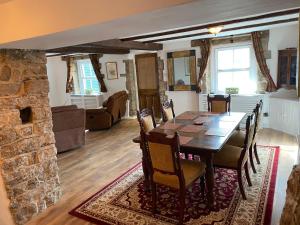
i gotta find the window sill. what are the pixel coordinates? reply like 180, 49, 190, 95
71, 94, 103, 97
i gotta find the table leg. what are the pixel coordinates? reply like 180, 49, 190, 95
205, 154, 215, 208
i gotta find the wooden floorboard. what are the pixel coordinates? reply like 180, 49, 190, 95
26, 120, 298, 225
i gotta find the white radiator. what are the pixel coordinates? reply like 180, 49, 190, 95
199, 94, 265, 127
70, 95, 104, 109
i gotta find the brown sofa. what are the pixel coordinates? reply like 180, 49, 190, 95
51, 105, 86, 153
85, 91, 128, 130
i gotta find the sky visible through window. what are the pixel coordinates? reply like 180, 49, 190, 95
77, 61, 100, 94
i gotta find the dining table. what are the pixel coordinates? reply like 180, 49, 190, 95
133, 111, 246, 208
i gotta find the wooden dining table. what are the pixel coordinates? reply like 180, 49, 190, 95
133, 111, 246, 208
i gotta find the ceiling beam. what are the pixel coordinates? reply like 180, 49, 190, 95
46, 46, 130, 54
87, 39, 163, 50
142, 18, 298, 44
122, 8, 300, 41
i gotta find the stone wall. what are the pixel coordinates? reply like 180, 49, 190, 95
158, 57, 168, 103
124, 59, 137, 117
0, 49, 61, 225
280, 165, 300, 225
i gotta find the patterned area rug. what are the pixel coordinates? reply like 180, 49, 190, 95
70, 146, 279, 225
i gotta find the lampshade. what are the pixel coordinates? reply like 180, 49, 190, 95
208, 26, 223, 35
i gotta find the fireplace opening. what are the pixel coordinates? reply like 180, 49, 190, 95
20, 107, 32, 124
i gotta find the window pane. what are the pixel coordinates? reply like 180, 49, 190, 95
234, 47, 250, 69
217, 49, 233, 70
232, 71, 256, 94
217, 72, 233, 92
91, 79, 100, 93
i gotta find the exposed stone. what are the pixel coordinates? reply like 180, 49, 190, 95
280, 165, 300, 225
0, 82, 22, 96
124, 59, 138, 117
158, 57, 167, 103
0, 65, 12, 81
24, 79, 49, 95
0, 49, 61, 225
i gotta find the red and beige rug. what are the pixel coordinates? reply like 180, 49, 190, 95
70, 146, 279, 225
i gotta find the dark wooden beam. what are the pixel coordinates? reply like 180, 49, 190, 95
122, 8, 300, 41
143, 18, 298, 44
46, 46, 130, 54
88, 39, 163, 50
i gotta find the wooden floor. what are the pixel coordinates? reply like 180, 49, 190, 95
26, 119, 298, 225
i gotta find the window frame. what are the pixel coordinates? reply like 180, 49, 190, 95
76, 59, 101, 95
211, 42, 257, 94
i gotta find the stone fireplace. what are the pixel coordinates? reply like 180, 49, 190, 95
0, 49, 61, 225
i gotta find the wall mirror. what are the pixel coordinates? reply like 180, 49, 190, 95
167, 50, 197, 91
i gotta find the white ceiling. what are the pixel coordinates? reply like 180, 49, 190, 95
0, 0, 299, 49
0, 0, 11, 4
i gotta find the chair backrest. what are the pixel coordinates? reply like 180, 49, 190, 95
161, 99, 175, 122
207, 94, 231, 113
143, 131, 184, 182
137, 108, 157, 133
239, 112, 256, 166
256, 100, 263, 131
252, 100, 263, 143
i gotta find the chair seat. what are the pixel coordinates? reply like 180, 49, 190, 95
153, 159, 206, 189
226, 130, 245, 147
214, 144, 243, 169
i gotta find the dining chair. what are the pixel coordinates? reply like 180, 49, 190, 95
142, 130, 206, 224
207, 94, 231, 113
253, 100, 263, 165
137, 108, 157, 191
213, 113, 255, 200
161, 99, 175, 122
226, 100, 263, 173
137, 108, 157, 133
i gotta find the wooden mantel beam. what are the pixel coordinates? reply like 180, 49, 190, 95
89, 39, 163, 50
46, 46, 130, 54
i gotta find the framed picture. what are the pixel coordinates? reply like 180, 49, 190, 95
106, 62, 118, 80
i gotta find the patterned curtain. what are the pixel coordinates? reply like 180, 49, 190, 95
89, 54, 108, 93
251, 32, 277, 92
65, 57, 74, 93
197, 39, 211, 93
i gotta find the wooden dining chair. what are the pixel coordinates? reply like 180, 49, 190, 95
253, 100, 263, 165
207, 94, 231, 113
226, 100, 263, 173
213, 113, 255, 200
142, 131, 206, 224
137, 108, 157, 191
161, 99, 175, 122
137, 108, 157, 133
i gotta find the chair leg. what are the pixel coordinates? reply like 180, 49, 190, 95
254, 143, 261, 164
179, 188, 186, 225
200, 176, 205, 197
244, 161, 252, 187
249, 145, 257, 174
151, 183, 157, 213
237, 169, 247, 200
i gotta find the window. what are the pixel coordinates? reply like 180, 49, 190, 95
76, 60, 100, 95
212, 43, 257, 94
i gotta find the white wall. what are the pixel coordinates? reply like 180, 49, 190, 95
268, 24, 299, 83
99, 54, 127, 100
46, 55, 129, 107
158, 40, 200, 111
47, 56, 71, 107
